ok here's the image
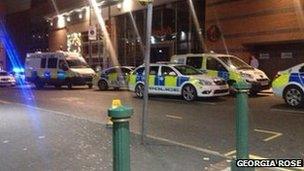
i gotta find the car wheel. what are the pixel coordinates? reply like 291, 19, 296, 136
88, 84, 93, 89
98, 80, 108, 91
135, 84, 144, 98
283, 86, 304, 108
182, 84, 197, 101
249, 90, 258, 96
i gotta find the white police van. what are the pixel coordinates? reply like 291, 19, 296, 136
25, 51, 95, 89
171, 53, 270, 95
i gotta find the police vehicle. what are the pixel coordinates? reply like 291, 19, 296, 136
129, 63, 229, 101
25, 51, 95, 89
272, 63, 304, 107
0, 70, 16, 87
93, 66, 134, 90
171, 53, 270, 95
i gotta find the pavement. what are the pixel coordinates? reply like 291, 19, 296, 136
0, 101, 226, 171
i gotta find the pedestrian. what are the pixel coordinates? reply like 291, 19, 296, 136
250, 55, 259, 68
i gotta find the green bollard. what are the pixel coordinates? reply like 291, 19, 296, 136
231, 82, 253, 171
108, 100, 133, 171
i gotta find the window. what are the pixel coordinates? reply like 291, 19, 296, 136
207, 57, 226, 71
59, 60, 67, 70
134, 67, 144, 75
40, 58, 46, 68
186, 57, 202, 69
150, 66, 159, 75
121, 68, 132, 74
161, 66, 176, 76
47, 58, 58, 68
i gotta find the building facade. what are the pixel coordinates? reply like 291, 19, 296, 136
205, 0, 304, 78
40, 0, 304, 78
46, 0, 205, 69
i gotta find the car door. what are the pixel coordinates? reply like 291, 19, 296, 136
45, 56, 58, 83
58, 59, 68, 82
159, 66, 179, 95
147, 66, 160, 94
107, 68, 118, 87
119, 67, 132, 87
206, 57, 229, 81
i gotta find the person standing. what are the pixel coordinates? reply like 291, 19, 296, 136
250, 55, 259, 68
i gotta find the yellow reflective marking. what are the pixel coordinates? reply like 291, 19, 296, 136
165, 76, 177, 87
272, 73, 289, 88
108, 73, 118, 81
207, 70, 218, 77
149, 75, 155, 86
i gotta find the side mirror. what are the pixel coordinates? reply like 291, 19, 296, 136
299, 66, 304, 73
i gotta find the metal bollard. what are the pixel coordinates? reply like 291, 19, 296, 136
231, 82, 253, 171
108, 100, 133, 171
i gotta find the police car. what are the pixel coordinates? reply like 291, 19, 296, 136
128, 63, 229, 101
0, 70, 16, 87
93, 66, 134, 90
272, 63, 304, 107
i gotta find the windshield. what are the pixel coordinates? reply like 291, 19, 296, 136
0, 72, 8, 76
219, 56, 253, 70
174, 65, 202, 75
66, 58, 88, 68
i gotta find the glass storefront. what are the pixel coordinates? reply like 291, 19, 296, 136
115, 0, 205, 66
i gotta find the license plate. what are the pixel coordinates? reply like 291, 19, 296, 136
261, 81, 269, 86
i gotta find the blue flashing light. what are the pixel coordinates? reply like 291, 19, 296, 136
0, 20, 24, 72
13, 67, 25, 73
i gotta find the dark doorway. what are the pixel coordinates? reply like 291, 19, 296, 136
150, 46, 170, 63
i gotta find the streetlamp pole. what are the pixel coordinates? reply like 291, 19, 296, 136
141, 1, 153, 144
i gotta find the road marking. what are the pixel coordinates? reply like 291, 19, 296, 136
224, 150, 236, 157
166, 115, 183, 120
144, 134, 226, 158
254, 129, 283, 142
0, 100, 11, 104
271, 108, 304, 115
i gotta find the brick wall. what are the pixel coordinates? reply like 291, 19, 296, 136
205, 0, 304, 62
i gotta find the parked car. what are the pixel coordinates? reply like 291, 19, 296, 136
25, 51, 95, 89
93, 66, 134, 90
129, 63, 229, 101
0, 70, 16, 87
11, 68, 26, 85
171, 53, 270, 95
272, 63, 304, 107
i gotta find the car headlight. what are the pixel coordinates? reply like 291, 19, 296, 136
199, 79, 213, 85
